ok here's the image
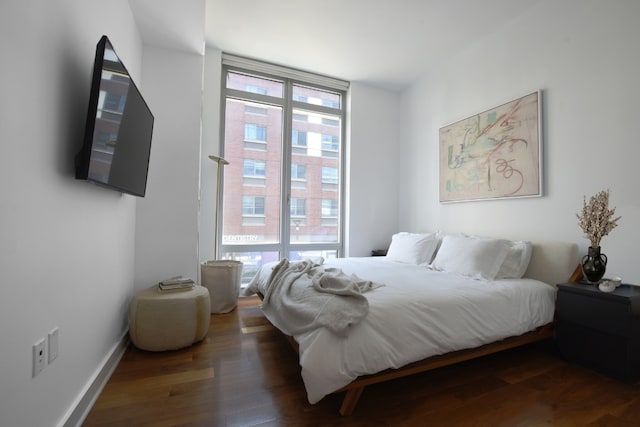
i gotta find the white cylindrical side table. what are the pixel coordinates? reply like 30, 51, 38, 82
201, 260, 243, 313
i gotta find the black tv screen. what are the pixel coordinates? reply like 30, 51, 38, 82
75, 35, 154, 197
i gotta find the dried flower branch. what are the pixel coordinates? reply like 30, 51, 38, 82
576, 189, 621, 248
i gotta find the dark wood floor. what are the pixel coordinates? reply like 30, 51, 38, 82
84, 296, 640, 426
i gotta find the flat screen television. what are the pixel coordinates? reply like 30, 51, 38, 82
75, 35, 154, 197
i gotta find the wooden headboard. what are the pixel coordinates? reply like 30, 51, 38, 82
524, 241, 580, 286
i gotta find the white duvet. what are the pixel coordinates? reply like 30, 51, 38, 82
246, 257, 556, 404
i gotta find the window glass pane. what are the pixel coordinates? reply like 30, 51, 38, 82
288, 250, 338, 261
288, 189, 341, 242
289, 108, 341, 244
291, 109, 341, 157
220, 251, 280, 286
222, 98, 281, 245
292, 84, 341, 110
219, 63, 344, 285
226, 71, 284, 98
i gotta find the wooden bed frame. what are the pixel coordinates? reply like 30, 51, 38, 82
279, 322, 554, 415
259, 255, 583, 415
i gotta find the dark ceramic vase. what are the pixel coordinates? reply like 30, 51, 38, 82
581, 246, 608, 283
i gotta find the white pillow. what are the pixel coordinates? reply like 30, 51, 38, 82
496, 240, 533, 279
386, 232, 440, 266
430, 234, 510, 280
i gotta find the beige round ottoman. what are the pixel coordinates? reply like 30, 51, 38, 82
129, 285, 210, 351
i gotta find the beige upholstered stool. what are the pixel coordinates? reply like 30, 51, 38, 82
128, 285, 210, 351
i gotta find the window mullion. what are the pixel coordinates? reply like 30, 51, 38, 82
281, 81, 293, 258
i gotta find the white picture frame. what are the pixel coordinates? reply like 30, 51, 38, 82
439, 90, 543, 203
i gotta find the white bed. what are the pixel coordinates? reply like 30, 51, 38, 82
245, 233, 580, 415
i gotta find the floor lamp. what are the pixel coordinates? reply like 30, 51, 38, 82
208, 154, 229, 259
204, 154, 242, 314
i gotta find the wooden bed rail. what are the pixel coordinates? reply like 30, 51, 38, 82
335, 324, 554, 415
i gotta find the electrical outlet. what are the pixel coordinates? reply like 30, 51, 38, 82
48, 328, 59, 364
32, 338, 46, 377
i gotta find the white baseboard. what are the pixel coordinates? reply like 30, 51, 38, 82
59, 332, 130, 427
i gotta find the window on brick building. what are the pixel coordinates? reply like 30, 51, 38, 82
216, 55, 348, 284
242, 196, 265, 216
290, 198, 306, 217
244, 123, 267, 142
243, 159, 266, 178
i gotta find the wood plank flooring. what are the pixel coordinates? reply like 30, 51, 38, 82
83, 296, 640, 426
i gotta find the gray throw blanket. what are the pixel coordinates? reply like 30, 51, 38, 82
260, 258, 382, 337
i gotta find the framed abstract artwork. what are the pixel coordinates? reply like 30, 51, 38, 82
439, 91, 542, 203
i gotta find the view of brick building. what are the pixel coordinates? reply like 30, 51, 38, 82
218, 70, 345, 277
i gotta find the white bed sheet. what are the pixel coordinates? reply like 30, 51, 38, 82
247, 257, 556, 404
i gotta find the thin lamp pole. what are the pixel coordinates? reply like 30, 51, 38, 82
209, 154, 229, 259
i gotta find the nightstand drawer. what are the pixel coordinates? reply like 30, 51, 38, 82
556, 290, 631, 336
556, 320, 636, 382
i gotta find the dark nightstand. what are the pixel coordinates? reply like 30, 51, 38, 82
556, 281, 640, 383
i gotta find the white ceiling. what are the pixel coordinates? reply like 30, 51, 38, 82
132, 0, 541, 91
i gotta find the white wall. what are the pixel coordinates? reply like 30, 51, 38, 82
346, 82, 401, 256
0, 1, 142, 426
399, 0, 640, 283
134, 46, 204, 289
199, 48, 222, 267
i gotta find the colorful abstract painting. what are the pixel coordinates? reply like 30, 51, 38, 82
439, 91, 542, 203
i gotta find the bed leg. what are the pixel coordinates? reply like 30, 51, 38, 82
569, 263, 584, 282
339, 386, 364, 416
